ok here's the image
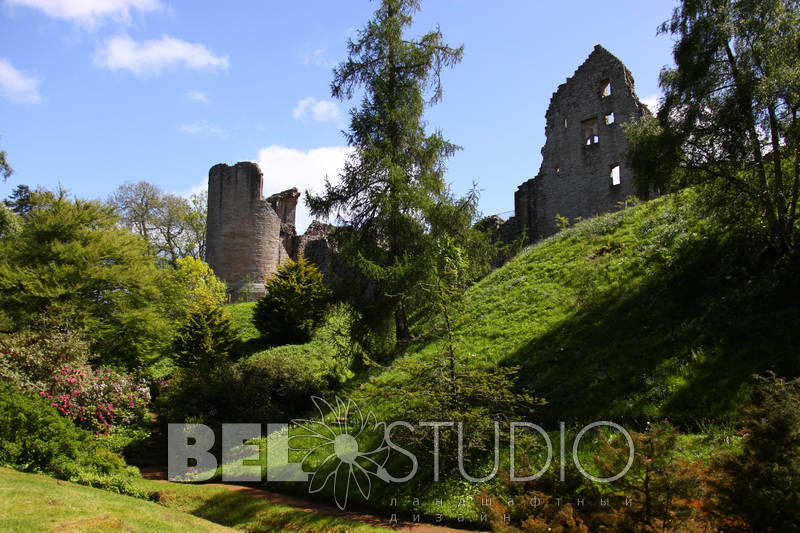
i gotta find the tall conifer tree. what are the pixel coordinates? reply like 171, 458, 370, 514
307, 0, 463, 351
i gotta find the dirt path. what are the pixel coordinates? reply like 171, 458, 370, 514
140, 467, 484, 533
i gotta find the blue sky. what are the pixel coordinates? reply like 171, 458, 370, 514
0, 0, 677, 232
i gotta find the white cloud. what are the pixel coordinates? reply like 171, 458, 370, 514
179, 120, 226, 138
258, 145, 351, 232
94, 35, 229, 77
642, 94, 662, 114
293, 97, 344, 125
0, 58, 41, 103
176, 180, 207, 199
186, 90, 210, 104
302, 48, 335, 68
180, 145, 350, 233
6, 0, 165, 29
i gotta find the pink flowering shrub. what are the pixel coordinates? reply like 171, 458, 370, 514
44, 365, 150, 434
1, 328, 150, 435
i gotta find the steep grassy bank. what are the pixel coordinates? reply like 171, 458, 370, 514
361, 189, 800, 426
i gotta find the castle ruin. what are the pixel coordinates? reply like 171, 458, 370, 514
205, 162, 329, 295
500, 45, 651, 242
206, 46, 651, 290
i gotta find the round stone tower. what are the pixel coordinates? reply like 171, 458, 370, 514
206, 162, 282, 294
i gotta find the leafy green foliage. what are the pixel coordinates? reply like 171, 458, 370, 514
0, 191, 174, 368
168, 256, 236, 371
712, 373, 800, 531
253, 256, 331, 345
0, 204, 19, 239
155, 356, 336, 430
0, 321, 151, 435
307, 0, 466, 351
0, 382, 146, 499
169, 256, 227, 308
631, 0, 800, 254
157, 303, 351, 433
0, 381, 91, 477
0, 315, 90, 391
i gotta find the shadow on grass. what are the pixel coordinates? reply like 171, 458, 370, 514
232, 336, 270, 359
164, 484, 391, 532
507, 242, 800, 429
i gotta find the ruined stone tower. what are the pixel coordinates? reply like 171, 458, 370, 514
502, 45, 651, 242
206, 162, 299, 294
206, 161, 330, 295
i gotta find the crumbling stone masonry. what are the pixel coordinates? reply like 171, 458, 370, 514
205, 162, 330, 295
501, 45, 651, 242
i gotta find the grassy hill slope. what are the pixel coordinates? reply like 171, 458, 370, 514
363, 190, 800, 426
0, 467, 233, 533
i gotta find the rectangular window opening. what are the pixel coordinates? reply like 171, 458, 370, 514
605, 112, 615, 125
582, 118, 599, 146
610, 164, 621, 186
601, 80, 612, 97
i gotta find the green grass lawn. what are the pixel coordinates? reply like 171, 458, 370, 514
0, 467, 392, 533
0, 467, 233, 533
139, 478, 391, 533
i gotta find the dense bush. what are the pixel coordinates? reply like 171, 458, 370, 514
0, 324, 151, 435
166, 256, 227, 310
712, 373, 800, 531
45, 365, 150, 435
0, 380, 90, 477
253, 256, 331, 345
0, 381, 147, 498
155, 357, 336, 429
156, 316, 350, 429
0, 319, 90, 391
0, 192, 175, 368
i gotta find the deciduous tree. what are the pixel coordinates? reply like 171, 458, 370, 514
0, 134, 12, 181
628, 0, 800, 255
110, 182, 207, 265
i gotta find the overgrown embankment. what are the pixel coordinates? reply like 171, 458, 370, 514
361, 189, 800, 425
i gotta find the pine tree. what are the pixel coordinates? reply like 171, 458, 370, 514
173, 299, 237, 373
306, 0, 463, 352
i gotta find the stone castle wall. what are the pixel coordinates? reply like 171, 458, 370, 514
206, 162, 329, 295
208, 45, 650, 291
503, 45, 651, 242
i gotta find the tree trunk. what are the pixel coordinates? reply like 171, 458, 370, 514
394, 303, 410, 349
